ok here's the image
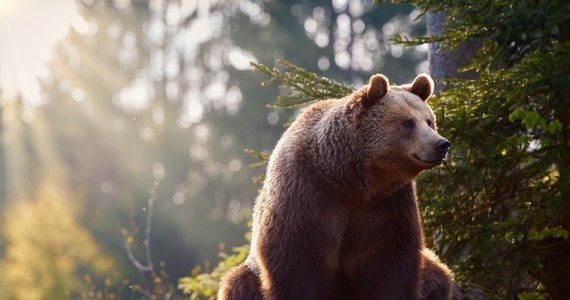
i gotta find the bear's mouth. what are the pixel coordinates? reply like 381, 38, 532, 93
413, 154, 445, 166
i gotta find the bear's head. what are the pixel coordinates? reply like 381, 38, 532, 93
351, 73, 450, 180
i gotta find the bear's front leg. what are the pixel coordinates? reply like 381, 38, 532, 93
218, 263, 263, 300
341, 184, 424, 300
343, 246, 422, 300
255, 193, 348, 300
419, 248, 453, 300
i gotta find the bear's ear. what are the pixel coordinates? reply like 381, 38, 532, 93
362, 74, 390, 108
405, 73, 434, 101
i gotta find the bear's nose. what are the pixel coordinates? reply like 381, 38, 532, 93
435, 138, 451, 154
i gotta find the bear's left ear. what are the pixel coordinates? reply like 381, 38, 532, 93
405, 73, 434, 101
362, 74, 390, 108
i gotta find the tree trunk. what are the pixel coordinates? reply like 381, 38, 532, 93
426, 12, 478, 94
535, 24, 570, 300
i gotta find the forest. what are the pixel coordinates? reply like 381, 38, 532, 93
0, 0, 568, 299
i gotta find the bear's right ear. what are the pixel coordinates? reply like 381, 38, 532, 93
362, 74, 390, 108
405, 73, 434, 101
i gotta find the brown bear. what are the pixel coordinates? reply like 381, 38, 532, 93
219, 73, 454, 300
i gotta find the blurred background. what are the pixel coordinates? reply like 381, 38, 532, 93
0, 0, 427, 298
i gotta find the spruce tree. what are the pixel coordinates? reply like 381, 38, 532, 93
380, 0, 570, 298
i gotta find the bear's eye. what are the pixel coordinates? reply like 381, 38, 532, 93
402, 119, 415, 129
426, 119, 433, 128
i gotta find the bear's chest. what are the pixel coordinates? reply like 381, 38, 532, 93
338, 193, 423, 273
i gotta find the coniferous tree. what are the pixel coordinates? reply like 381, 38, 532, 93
380, 0, 570, 298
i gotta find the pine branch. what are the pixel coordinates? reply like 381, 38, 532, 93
251, 60, 354, 108
244, 149, 270, 168
244, 149, 270, 184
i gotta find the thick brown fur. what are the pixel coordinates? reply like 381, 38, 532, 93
219, 264, 263, 300
420, 249, 454, 300
219, 73, 453, 300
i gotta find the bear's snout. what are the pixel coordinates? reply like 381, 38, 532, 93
410, 137, 450, 167
435, 138, 451, 156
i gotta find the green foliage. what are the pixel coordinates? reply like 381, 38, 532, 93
1, 182, 115, 300
377, 0, 570, 297
252, 60, 354, 108
517, 289, 546, 300
378, 0, 568, 57
244, 149, 270, 183
527, 227, 569, 242
178, 244, 249, 299
508, 108, 562, 134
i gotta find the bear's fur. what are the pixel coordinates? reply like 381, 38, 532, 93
219, 73, 453, 300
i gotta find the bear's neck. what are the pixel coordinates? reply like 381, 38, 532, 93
367, 163, 420, 200
369, 176, 415, 201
